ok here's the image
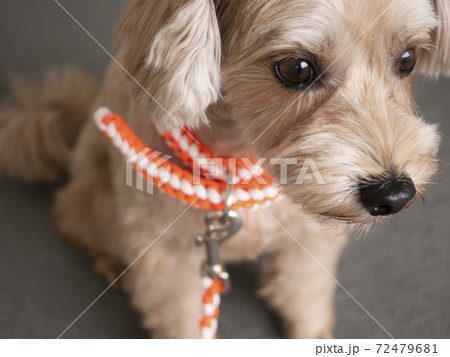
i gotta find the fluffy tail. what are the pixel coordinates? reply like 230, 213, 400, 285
0, 67, 98, 183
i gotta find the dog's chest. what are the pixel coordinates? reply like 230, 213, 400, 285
220, 197, 303, 261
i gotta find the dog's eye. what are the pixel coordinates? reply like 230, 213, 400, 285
274, 58, 317, 88
398, 48, 417, 78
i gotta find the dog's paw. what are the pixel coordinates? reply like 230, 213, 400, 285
92, 254, 125, 288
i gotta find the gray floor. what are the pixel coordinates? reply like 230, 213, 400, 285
0, 0, 449, 339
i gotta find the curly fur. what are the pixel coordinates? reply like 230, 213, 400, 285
0, 67, 98, 182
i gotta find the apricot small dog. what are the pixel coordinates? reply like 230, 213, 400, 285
0, 0, 449, 338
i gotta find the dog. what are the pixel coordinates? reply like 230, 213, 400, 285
0, 0, 449, 338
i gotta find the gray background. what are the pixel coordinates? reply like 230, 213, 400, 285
0, 0, 449, 339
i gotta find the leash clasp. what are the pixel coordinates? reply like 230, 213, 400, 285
196, 210, 242, 288
196, 177, 242, 289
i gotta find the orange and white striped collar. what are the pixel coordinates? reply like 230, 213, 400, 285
94, 107, 281, 211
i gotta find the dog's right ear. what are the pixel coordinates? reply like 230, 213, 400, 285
418, 0, 450, 77
117, 0, 221, 129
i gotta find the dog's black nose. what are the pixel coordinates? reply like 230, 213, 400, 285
359, 177, 416, 216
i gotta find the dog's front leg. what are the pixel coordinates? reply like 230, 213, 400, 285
260, 223, 347, 338
122, 244, 204, 339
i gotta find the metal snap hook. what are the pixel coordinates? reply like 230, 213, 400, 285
195, 169, 242, 285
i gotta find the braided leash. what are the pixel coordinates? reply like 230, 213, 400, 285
161, 127, 274, 185
94, 108, 280, 212
94, 108, 279, 338
199, 277, 226, 339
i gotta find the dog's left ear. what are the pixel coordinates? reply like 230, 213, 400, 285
418, 0, 450, 77
117, 0, 221, 129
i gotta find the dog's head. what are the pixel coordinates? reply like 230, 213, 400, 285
118, 0, 449, 228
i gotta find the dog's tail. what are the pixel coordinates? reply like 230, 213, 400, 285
0, 67, 99, 183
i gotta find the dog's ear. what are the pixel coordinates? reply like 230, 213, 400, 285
117, 0, 221, 128
418, 0, 450, 77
